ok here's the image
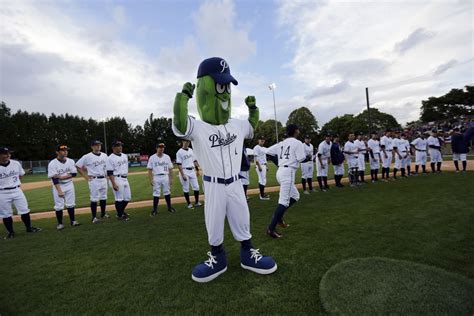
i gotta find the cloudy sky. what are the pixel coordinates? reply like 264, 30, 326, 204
1, 0, 473, 127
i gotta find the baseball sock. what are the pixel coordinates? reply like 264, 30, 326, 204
153, 196, 159, 212
259, 184, 265, 197
415, 165, 419, 173
55, 210, 63, 225
90, 201, 97, 219
348, 172, 354, 184
123, 201, 129, 210
99, 200, 107, 217
194, 190, 200, 204
422, 165, 426, 173
430, 162, 435, 173
401, 168, 406, 177
67, 208, 75, 223
375, 169, 379, 181
20, 213, 32, 229
3, 217, 14, 234
462, 160, 467, 171
407, 166, 411, 175
164, 194, 172, 209
334, 175, 339, 186
323, 177, 329, 189
289, 197, 297, 208
240, 239, 253, 251
308, 178, 313, 191
301, 179, 307, 191
115, 201, 123, 217
243, 185, 248, 197
393, 168, 398, 178
211, 244, 224, 255
269, 204, 287, 231
454, 160, 459, 171
437, 162, 442, 172
184, 192, 191, 205
381, 168, 386, 179
386, 168, 390, 179
370, 170, 374, 180
359, 171, 364, 182
317, 177, 323, 190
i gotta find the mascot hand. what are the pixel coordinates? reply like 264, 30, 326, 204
182, 82, 195, 99
245, 96, 256, 108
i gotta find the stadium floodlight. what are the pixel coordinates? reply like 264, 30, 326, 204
268, 83, 279, 143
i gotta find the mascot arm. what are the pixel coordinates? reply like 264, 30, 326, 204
245, 96, 259, 130
173, 82, 195, 134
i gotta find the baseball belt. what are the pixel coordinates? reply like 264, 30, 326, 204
0, 185, 20, 191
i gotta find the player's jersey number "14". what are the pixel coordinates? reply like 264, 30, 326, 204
280, 146, 290, 159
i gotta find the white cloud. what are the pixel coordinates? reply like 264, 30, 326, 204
277, 0, 474, 125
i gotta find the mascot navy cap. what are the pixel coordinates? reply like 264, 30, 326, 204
197, 57, 238, 85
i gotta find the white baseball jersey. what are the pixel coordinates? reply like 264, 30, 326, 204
380, 136, 393, 151
300, 142, 314, 179
354, 139, 367, 154
427, 136, 442, 163
147, 153, 173, 175
367, 139, 380, 154
253, 145, 268, 165
427, 136, 441, 148
172, 116, 254, 246
393, 138, 406, 153
176, 148, 196, 168
411, 138, 428, 151
367, 139, 381, 170
0, 159, 25, 189
316, 140, 332, 177
267, 137, 306, 169
0, 160, 29, 218
107, 153, 129, 176
76, 152, 107, 177
344, 141, 359, 168
48, 158, 77, 183
303, 143, 314, 159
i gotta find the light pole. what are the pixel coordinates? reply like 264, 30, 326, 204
268, 83, 279, 143
102, 118, 108, 154
365, 87, 373, 133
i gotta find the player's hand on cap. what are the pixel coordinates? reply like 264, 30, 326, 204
182, 82, 195, 99
245, 96, 256, 107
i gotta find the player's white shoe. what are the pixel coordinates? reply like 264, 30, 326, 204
102, 213, 110, 219
303, 190, 310, 195
56, 224, 65, 231
194, 202, 203, 207
92, 217, 100, 224
259, 195, 270, 201
71, 221, 81, 226
187, 204, 194, 209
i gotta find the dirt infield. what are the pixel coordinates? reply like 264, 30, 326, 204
13, 161, 472, 222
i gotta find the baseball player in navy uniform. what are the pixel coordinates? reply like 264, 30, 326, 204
148, 143, 176, 215
76, 140, 109, 223
176, 140, 202, 209
316, 134, 332, 191
253, 136, 270, 200
0, 147, 41, 239
344, 133, 359, 187
301, 135, 315, 194
330, 135, 345, 187
107, 141, 131, 221
367, 132, 381, 182
266, 124, 310, 238
411, 132, 429, 175
427, 130, 443, 173
451, 128, 469, 172
380, 129, 393, 181
48, 145, 80, 230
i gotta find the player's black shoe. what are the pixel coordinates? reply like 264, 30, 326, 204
4, 232, 15, 239
266, 229, 282, 238
26, 227, 41, 233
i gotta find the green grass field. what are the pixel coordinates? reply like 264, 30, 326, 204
1, 172, 473, 314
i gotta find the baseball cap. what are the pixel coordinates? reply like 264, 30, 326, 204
0, 146, 11, 154
304, 134, 311, 139
156, 143, 166, 148
112, 140, 124, 147
197, 57, 238, 85
91, 140, 103, 146
56, 145, 69, 151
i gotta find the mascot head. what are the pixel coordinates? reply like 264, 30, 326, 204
196, 57, 237, 125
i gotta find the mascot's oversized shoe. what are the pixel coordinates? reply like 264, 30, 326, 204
192, 250, 227, 283
240, 248, 277, 274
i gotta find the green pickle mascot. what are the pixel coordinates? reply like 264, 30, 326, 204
172, 57, 277, 283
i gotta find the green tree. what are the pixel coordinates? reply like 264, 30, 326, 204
320, 114, 355, 141
420, 85, 474, 122
252, 119, 284, 147
353, 108, 400, 134
286, 106, 319, 141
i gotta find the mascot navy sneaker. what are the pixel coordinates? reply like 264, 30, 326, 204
192, 251, 227, 283
240, 248, 277, 274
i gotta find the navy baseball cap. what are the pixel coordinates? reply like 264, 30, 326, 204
56, 144, 69, 151
0, 146, 11, 154
112, 140, 124, 147
197, 57, 238, 85
91, 140, 103, 146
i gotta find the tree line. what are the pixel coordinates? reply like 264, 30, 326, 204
1, 85, 471, 160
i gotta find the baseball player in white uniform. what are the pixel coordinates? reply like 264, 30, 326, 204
354, 133, 368, 183
316, 134, 332, 191
147, 143, 175, 215
301, 135, 315, 194
176, 140, 202, 209
411, 132, 429, 175
48, 145, 80, 230
392, 131, 405, 179
380, 130, 393, 181
76, 140, 109, 223
106, 140, 131, 221
343, 133, 359, 187
428, 130, 443, 173
0, 146, 41, 239
367, 132, 381, 182
266, 124, 310, 238
401, 133, 412, 176
253, 136, 270, 200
